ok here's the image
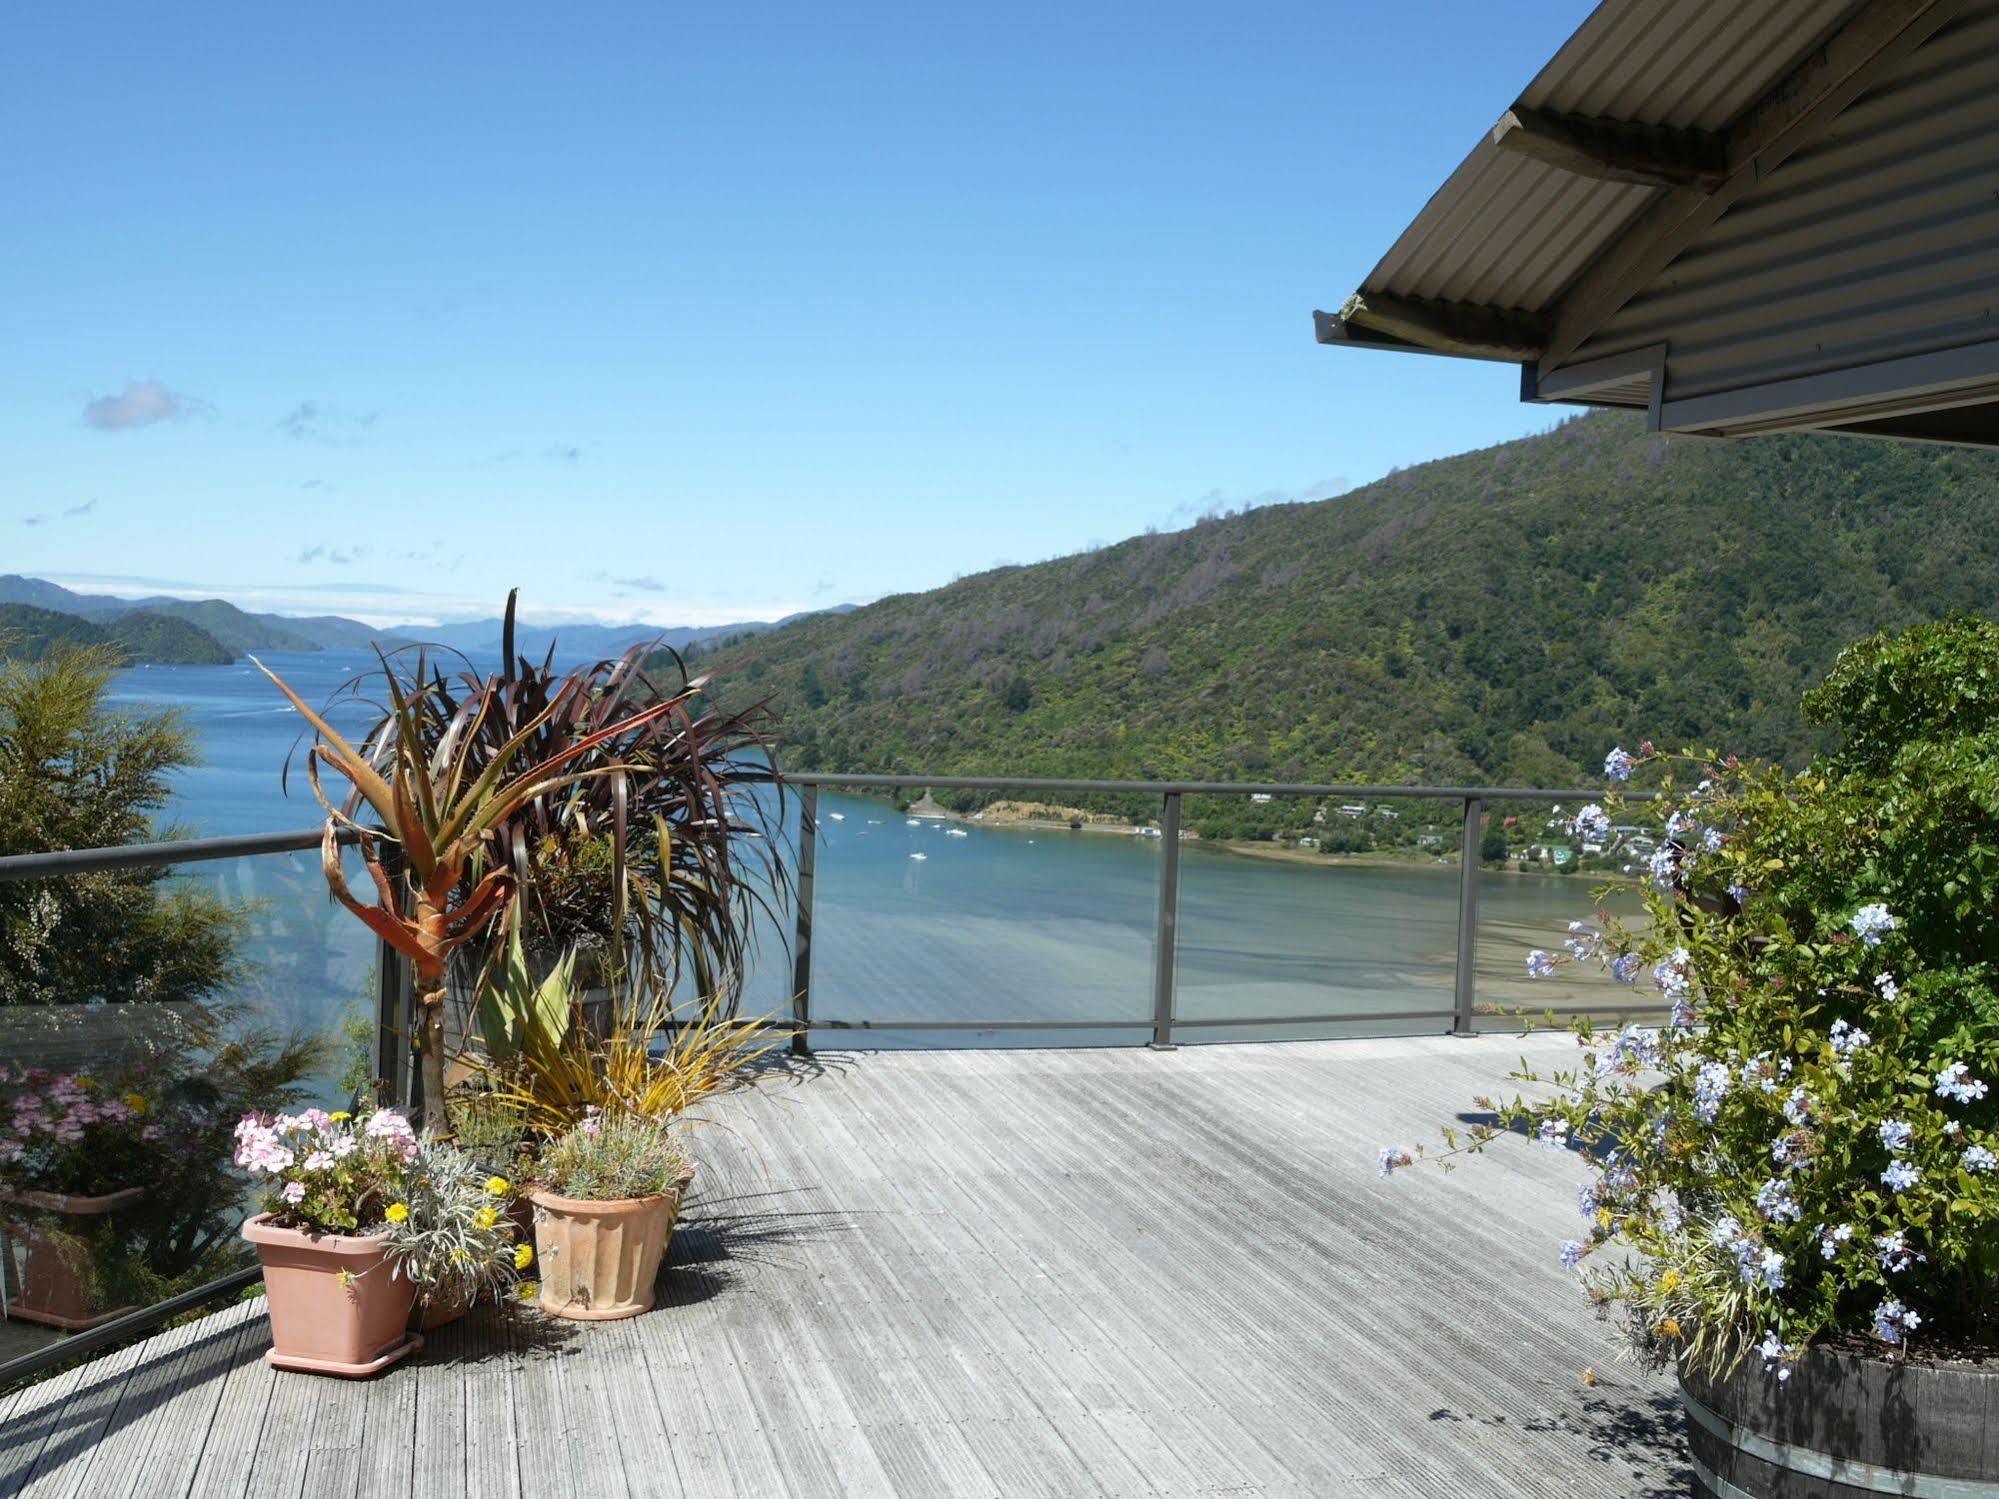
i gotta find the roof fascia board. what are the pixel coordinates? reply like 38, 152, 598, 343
1490, 107, 1728, 192
1657, 335, 1999, 433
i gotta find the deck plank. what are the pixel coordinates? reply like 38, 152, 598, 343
6, 1036, 1689, 1498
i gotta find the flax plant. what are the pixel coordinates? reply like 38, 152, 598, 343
255, 653, 679, 1130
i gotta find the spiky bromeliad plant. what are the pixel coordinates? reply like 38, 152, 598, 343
256, 651, 681, 1130
1381, 617, 1999, 1381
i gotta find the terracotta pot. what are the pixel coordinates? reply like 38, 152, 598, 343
241, 1214, 421, 1377
1, 1185, 144, 1331
530, 1169, 691, 1321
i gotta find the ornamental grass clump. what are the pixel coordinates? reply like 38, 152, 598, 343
536, 1110, 690, 1202
1382, 617, 1999, 1380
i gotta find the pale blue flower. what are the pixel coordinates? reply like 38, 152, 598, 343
1874, 972, 1899, 1003
1934, 1062, 1988, 1104
1558, 1239, 1587, 1269
1818, 1223, 1853, 1259
1849, 903, 1898, 946
1604, 747, 1635, 783
1693, 1061, 1731, 1122
1526, 949, 1559, 980
1757, 1329, 1794, 1381
1611, 952, 1641, 985
1881, 1159, 1922, 1193
1830, 1019, 1871, 1056
1534, 1118, 1570, 1149
1874, 1232, 1923, 1274
1377, 1147, 1413, 1178
1755, 1178, 1801, 1223
1571, 805, 1610, 843
1963, 1145, 1996, 1174
1872, 1299, 1921, 1345
1878, 1119, 1914, 1152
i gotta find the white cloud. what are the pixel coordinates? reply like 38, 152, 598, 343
82, 379, 208, 431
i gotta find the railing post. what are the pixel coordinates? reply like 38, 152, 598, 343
1452, 795, 1484, 1036
790, 785, 818, 1057
1149, 791, 1182, 1051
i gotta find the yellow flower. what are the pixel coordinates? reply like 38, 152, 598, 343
123, 1092, 150, 1114
517, 1281, 540, 1303
484, 1175, 510, 1196
514, 1243, 534, 1271
330, 1111, 352, 1123
384, 1202, 410, 1223
473, 1206, 499, 1231
1658, 1269, 1682, 1293
1595, 1207, 1612, 1230
1657, 1318, 1683, 1339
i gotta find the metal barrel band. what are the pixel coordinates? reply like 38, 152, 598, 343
1682, 1382, 1999, 1498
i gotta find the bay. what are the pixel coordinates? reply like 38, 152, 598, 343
105, 650, 1634, 1063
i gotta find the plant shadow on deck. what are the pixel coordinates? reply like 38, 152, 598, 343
660, 1186, 858, 1308
1427, 1388, 1690, 1498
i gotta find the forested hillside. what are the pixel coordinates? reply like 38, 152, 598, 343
685, 411, 1999, 789
0, 604, 234, 665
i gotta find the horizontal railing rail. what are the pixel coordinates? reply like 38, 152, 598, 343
779, 773, 1661, 1053
0, 826, 358, 882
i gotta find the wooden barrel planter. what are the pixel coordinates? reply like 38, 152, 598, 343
1681, 1346, 1999, 1497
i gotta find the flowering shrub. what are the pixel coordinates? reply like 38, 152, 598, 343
0, 1066, 165, 1197
233, 1107, 419, 1235
1383, 618, 1999, 1377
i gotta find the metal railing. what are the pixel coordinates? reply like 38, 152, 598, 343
0, 774, 1658, 1381
783, 774, 1662, 1052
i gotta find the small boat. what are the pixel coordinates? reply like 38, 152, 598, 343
828, 812, 845, 821
944, 828, 968, 838
908, 852, 928, 862
906, 818, 921, 826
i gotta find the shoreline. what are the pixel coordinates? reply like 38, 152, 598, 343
896, 792, 1630, 882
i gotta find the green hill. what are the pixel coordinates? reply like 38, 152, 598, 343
0, 604, 234, 665
103, 597, 318, 653
684, 411, 1999, 801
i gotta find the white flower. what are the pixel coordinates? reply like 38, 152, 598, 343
1874, 972, 1899, 1003
1830, 1019, 1871, 1056
1818, 1223, 1853, 1259
1757, 1329, 1795, 1381
1874, 1232, 1923, 1274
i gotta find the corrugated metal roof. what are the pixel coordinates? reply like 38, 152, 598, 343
1360, 0, 1861, 311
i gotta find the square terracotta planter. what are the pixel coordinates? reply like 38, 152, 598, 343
241, 1214, 421, 1377
1, 1186, 144, 1331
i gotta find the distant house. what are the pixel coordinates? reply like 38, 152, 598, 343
1338, 804, 1367, 817
1530, 843, 1578, 868
1249, 793, 1273, 804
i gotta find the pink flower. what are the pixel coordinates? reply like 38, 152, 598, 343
281, 1181, 306, 1204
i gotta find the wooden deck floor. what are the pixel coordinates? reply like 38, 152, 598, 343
0, 1036, 1688, 1497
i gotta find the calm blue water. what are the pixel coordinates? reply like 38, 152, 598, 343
105, 651, 1623, 1062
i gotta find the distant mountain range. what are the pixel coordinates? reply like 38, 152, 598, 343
0, 575, 857, 667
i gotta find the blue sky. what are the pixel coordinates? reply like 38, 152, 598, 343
3, 1, 1591, 627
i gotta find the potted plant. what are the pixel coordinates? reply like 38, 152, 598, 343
0, 1068, 162, 1330
255, 648, 684, 1130
1380, 617, 1999, 1497
377, 1136, 534, 1330
235, 1106, 426, 1376
528, 1110, 692, 1321
343, 591, 786, 1030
